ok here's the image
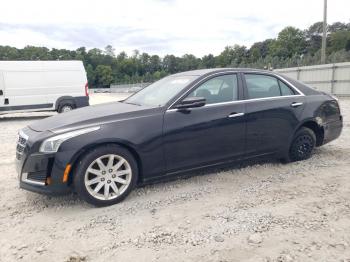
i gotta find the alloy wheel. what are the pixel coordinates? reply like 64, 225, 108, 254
84, 154, 132, 201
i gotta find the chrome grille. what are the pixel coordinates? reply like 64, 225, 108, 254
16, 130, 28, 160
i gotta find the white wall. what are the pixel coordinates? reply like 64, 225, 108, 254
275, 62, 350, 96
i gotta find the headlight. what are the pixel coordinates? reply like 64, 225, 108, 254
39, 126, 100, 153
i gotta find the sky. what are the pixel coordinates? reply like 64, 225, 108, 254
0, 0, 349, 57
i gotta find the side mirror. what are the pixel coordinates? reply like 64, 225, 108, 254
175, 97, 206, 109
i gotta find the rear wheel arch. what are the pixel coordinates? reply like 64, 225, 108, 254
287, 126, 316, 162
68, 141, 143, 186
280, 120, 323, 163
298, 120, 324, 147
55, 96, 76, 111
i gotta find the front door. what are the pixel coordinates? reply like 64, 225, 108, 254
163, 73, 246, 173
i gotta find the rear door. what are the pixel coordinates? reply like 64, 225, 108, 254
242, 73, 306, 156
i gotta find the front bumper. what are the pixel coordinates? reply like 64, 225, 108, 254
16, 128, 74, 195
17, 152, 72, 195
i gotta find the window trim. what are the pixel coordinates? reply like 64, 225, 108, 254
167, 71, 304, 111
166, 94, 304, 112
242, 72, 303, 100
278, 79, 296, 96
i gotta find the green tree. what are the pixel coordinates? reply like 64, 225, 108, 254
0, 46, 20, 60
85, 64, 96, 87
328, 22, 349, 33
200, 54, 216, 68
163, 55, 177, 73
329, 31, 350, 53
104, 45, 115, 57
95, 65, 113, 87
305, 22, 323, 55
271, 27, 306, 58
149, 55, 161, 73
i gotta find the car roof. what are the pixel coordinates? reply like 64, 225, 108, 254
171, 68, 273, 77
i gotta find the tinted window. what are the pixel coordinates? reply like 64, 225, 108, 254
188, 74, 238, 104
245, 74, 296, 99
279, 80, 295, 96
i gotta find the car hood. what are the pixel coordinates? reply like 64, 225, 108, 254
29, 102, 159, 133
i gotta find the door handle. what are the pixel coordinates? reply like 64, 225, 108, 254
291, 102, 303, 108
228, 112, 244, 118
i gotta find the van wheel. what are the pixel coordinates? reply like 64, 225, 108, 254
286, 127, 316, 162
58, 102, 75, 113
73, 145, 138, 207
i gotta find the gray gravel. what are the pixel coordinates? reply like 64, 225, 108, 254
0, 95, 349, 261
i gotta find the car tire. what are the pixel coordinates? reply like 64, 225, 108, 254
73, 144, 138, 207
58, 102, 75, 113
287, 127, 316, 162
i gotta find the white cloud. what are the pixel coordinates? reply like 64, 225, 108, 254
0, 0, 349, 56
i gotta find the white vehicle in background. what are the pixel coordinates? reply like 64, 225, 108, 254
0, 61, 89, 114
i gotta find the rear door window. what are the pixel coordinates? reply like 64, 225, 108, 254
244, 74, 296, 99
279, 80, 296, 96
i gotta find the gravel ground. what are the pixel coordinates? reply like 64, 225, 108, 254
0, 95, 349, 262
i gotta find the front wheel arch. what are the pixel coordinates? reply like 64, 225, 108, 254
67, 141, 143, 186
73, 144, 139, 206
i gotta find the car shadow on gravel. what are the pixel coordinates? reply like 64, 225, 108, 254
139, 155, 281, 187
22, 156, 281, 209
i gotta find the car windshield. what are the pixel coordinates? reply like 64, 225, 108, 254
124, 75, 197, 107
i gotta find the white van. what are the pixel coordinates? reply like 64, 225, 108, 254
0, 61, 89, 114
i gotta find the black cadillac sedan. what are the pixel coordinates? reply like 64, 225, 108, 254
16, 68, 343, 206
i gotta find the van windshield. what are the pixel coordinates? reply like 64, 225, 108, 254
124, 75, 197, 107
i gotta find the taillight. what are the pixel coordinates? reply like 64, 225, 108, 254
85, 83, 89, 96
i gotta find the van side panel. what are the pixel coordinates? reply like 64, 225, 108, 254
44, 69, 87, 109
3, 71, 51, 110
0, 61, 89, 113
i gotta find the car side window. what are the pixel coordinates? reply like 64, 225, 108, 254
187, 74, 238, 104
245, 74, 296, 99
279, 80, 296, 96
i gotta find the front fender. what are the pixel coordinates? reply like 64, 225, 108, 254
55, 114, 165, 184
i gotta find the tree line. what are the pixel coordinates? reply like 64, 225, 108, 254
0, 21, 350, 88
